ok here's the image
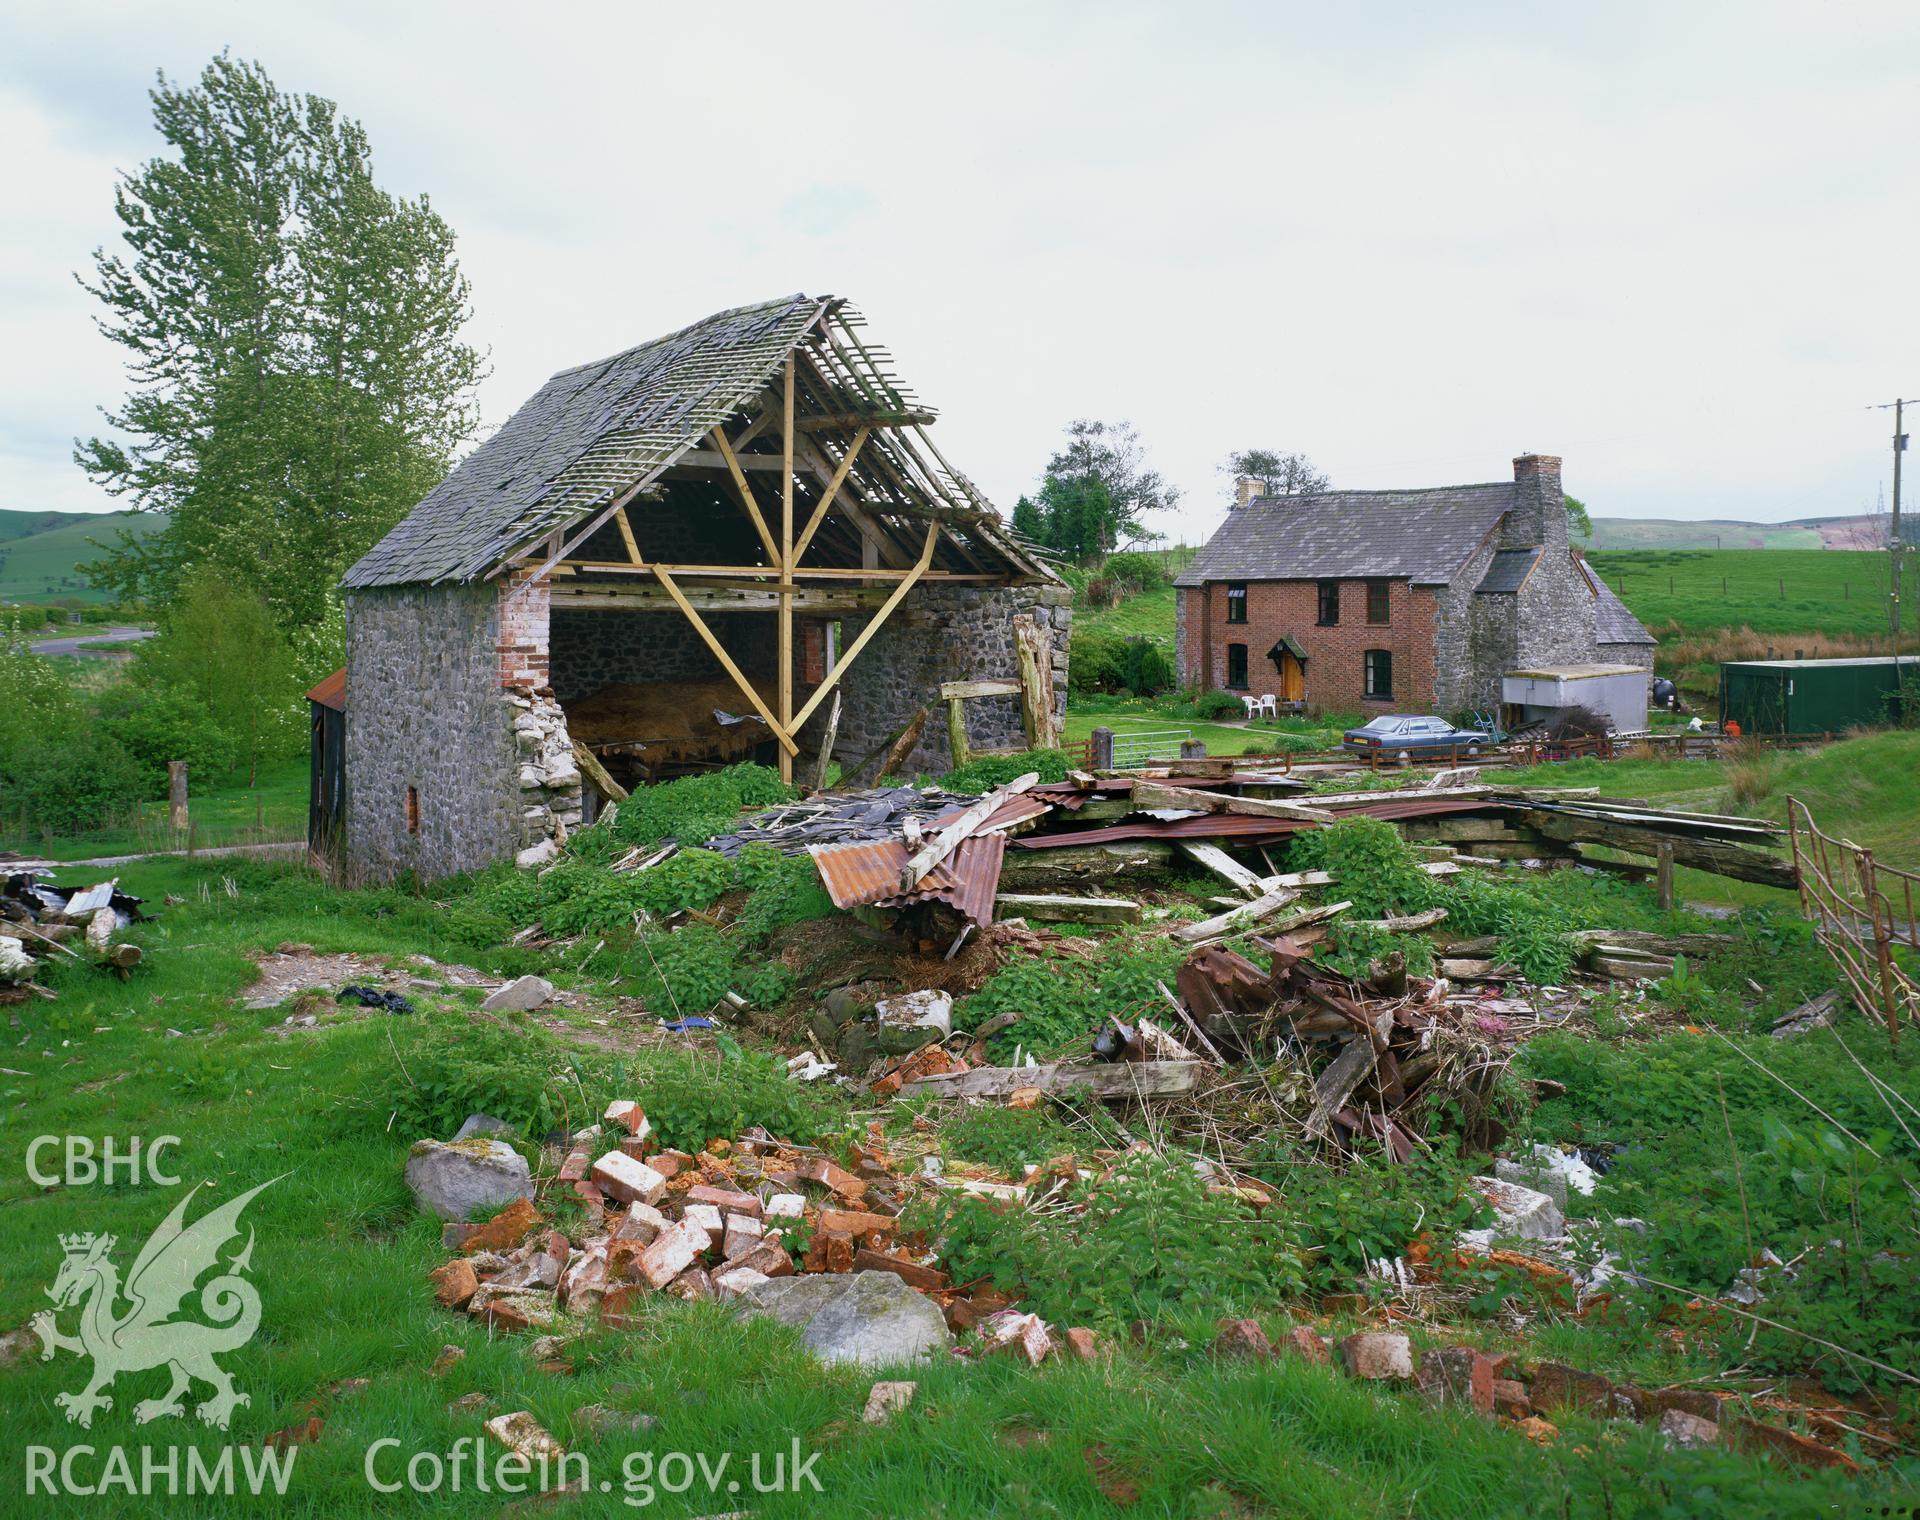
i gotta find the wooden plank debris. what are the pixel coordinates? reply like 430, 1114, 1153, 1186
899, 772, 1038, 892
1133, 780, 1337, 823
1178, 841, 1267, 897
993, 893, 1141, 924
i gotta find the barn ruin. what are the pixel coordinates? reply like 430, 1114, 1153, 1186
327, 295, 1068, 883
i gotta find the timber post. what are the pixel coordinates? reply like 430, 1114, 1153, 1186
168, 762, 189, 833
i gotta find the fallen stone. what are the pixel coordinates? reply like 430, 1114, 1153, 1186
1517, 1415, 1560, 1445
448, 1391, 492, 1415
481, 974, 554, 1012
983, 1310, 1054, 1366
737, 1269, 953, 1367
1660, 1409, 1720, 1448
484, 1410, 565, 1465
1494, 1158, 1568, 1212
406, 1139, 535, 1222
1726, 1416, 1860, 1472
711, 1265, 772, 1299
862, 1380, 917, 1425
514, 839, 559, 871
428, 1344, 466, 1377
527, 1335, 571, 1362
1339, 1332, 1413, 1381
454, 1113, 518, 1142
1213, 1318, 1272, 1359
591, 1151, 668, 1207
1471, 1177, 1566, 1241
470, 1289, 557, 1331
430, 1259, 480, 1309
573, 1405, 658, 1438
875, 988, 953, 1037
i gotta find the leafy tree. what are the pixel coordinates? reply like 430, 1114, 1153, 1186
1223, 447, 1328, 498
1565, 494, 1593, 539
76, 54, 484, 628
131, 570, 301, 784
1029, 419, 1177, 562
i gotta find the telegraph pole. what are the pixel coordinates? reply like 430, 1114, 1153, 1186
1871, 398, 1912, 639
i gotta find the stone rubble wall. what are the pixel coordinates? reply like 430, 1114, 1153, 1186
550, 610, 776, 703
834, 583, 1072, 776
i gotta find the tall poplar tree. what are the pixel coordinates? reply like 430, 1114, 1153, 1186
76, 54, 484, 628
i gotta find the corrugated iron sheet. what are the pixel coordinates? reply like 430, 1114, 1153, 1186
306, 667, 347, 712
808, 833, 1006, 926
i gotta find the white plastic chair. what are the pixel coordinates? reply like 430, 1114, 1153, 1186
1240, 694, 1260, 720
1254, 694, 1279, 719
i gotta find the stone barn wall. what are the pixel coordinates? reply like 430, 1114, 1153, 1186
343, 576, 580, 884
834, 583, 1072, 777
550, 610, 777, 702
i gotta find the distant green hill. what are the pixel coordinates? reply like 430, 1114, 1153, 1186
0, 511, 161, 604
1580, 513, 1890, 550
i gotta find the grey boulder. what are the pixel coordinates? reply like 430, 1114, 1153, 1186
481, 975, 554, 1012
406, 1138, 534, 1220
1472, 1176, 1566, 1241
736, 1270, 952, 1367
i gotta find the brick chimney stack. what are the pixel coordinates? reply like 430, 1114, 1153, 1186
1232, 474, 1267, 509
1506, 454, 1565, 551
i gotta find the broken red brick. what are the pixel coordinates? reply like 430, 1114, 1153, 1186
1725, 1417, 1860, 1472
817, 1209, 894, 1237
1213, 1318, 1272, 1359
1418, 1346, 1496, 1417
852, 1247, 948, 1292
556, 1148, 591, 1184
1339, 1332, 1413, 1381
665, 1267, 715, 1302
1280, 1327, 1332, 1365
591, 1152, 668, 1207
461, 1199, 542, 1254
686, 1184, 761, 1218
633, 1217, 710, 1290
264, 1415, 324, 1451
1529, 1362, 1616, 1418
600, 1284, 646, 1329
430, 1258, 479, 1310
1516, 1415, 1560, 1445
1062, 1327, 1099, 1361
943, 1297, 981, 1334
1491, 1378, 1533, 1420
729, 1236, 794, 1279
798, 1156, 867, 1200
987, 1312, 1053, 1366
603, 1099, 650, 1140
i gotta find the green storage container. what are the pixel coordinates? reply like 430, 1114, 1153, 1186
1719, 656, 1917, 736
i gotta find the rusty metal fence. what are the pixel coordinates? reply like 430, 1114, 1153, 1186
1787, 796, 1919, 1043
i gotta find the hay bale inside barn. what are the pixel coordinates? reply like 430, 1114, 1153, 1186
335, 294, 1067, 883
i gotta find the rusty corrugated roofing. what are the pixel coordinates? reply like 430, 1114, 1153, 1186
1010, 794, 1489, 848
808, 834, 1005, 927
306, 668, 347, 712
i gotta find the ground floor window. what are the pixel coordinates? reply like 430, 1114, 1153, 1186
1226, 643, 1248, 689
1363, 648, 1393, 698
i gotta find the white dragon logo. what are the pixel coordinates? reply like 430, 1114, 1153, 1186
30, 1176, 282, 1429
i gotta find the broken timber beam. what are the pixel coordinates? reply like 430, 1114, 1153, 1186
899, 772, 1039, 892
1304, 1037, 1379, 1139
1178, 841, 1267, 897
1175, 897, 1349, 948
900, 1059, 1205, 1101
1132, 780, 1337, 823
1516, 808, 1796, 888
997, 841, 1172, 887
572, 742, 630, 803
993, 893, 1141, 925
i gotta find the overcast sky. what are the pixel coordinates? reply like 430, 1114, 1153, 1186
3, 1, 1917, 547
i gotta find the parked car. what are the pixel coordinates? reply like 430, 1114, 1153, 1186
1341, 714, 1490, 760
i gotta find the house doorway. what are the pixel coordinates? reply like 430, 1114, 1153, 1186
1267, 637, 1307, 705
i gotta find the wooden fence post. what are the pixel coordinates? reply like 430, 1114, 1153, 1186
168, 762, 189, 832
1656, 842, 1674, 911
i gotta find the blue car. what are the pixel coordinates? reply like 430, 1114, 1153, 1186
1341, 714, 1490, 760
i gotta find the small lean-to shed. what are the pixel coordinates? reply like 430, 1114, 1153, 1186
306, 667, 347, 871
1719, 656, 1917, 736
334, 294, 1067, 884
1501, 663, 1650, 735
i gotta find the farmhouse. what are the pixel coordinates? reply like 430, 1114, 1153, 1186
326, 295, 1068, 883
1173, 454, 1653, 719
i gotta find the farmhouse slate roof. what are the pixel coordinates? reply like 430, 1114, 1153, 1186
1475, 547, 1541, 595
343, 294, 1047, 589
1576, 557, 1656, 645
1172, 484, 1514, 587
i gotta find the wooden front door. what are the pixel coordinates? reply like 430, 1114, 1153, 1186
1278, 652, 1305, 703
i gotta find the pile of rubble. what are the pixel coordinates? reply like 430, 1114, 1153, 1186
0, 873, 146, 999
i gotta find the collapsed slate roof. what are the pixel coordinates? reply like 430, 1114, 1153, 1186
344, 294, 1050, 589
1172, 484, 1514, 587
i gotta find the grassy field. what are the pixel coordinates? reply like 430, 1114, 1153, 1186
0, 510, 160, 604
0, 756, 308, 862
1585, 548, 1906, 641
1578, 517, 1830, 550
3, 756, 1915, 1512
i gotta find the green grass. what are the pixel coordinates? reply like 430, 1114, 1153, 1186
1064, 694, 1350, 757
1588, 548, 1905, 640
0, 510, 161, 604
0, 852, 1903, 1514
2, 756, 308, 861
